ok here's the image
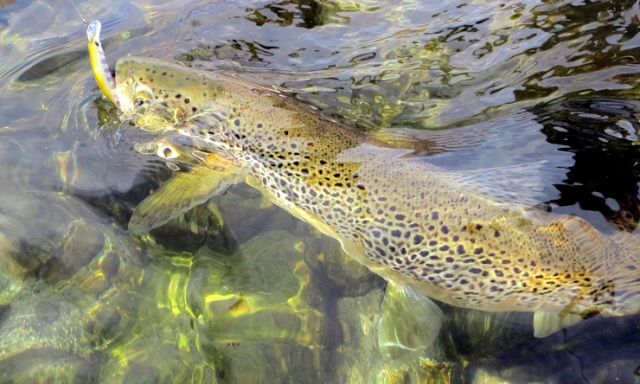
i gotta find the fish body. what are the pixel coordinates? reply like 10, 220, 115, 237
112, 57, 640, 334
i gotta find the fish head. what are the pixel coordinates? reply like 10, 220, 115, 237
114, 57, 223, 132
113, 56, 288, 159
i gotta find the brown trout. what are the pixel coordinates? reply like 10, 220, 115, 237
106, 57, 640, 339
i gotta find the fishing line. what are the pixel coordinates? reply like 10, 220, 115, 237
69, 0, 88, 26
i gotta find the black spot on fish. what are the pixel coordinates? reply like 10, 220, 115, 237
432, 212, 439, 220
441, 225, 449, 234
457, 245, 465, 255
440, 245, 449, 251
257, 123, 263, 128
469, 268, 481, 274
395, 214, 406, 221
413, 235, 424, 245
234, 119, 240, 127
192, 107, 198, 112
474, 248, 483, 255
391, 230, 401, 238
184, 98, 190, 104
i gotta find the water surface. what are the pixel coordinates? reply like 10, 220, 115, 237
1, 0, 640, 382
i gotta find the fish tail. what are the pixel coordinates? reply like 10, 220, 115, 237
598, 230, 640, 316
551, 216, 640, 316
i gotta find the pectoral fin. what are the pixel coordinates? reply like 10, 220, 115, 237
129, 166, 243, 234
378, 282, 443, 363
533, 310, 583, 338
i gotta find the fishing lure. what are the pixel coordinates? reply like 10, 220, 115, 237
87, 20, 120, 109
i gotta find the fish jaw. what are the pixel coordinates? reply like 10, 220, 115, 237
113, 57, 160, 124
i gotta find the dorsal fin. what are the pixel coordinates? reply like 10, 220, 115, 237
428, 161, 549, 209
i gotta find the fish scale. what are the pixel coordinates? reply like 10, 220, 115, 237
112, 57, 640, 336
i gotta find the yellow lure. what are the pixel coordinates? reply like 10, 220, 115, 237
87, 20, 120, 109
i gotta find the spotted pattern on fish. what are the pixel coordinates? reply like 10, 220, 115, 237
114, 57, 640, 318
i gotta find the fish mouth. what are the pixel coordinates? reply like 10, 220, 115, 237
115, 88, 187, 132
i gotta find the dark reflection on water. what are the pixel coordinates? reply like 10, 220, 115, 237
477, 313, 640, 382
534, 97, 640, 232
18, 50, 86, 82
2, 0, 640, 382
245, 0, 348, 29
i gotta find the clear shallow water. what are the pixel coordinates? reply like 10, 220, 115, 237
2, 0, 640, 382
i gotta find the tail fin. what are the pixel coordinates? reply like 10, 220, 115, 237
599, 230, 640, 316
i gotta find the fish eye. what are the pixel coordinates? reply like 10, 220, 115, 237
132, 84, 154, 108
